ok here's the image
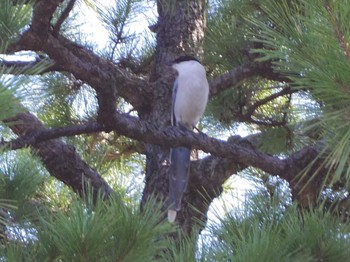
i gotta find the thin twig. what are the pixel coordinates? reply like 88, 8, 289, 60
245, 86, 297, 116
52, 0, 76, 37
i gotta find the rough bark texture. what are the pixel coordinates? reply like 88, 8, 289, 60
140, 0, 211, 232
4, 112, 113, 197
2, 0, 327, 236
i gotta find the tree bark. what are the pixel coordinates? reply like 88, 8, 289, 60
140, 0, 209, 234
4, 112, 113, 198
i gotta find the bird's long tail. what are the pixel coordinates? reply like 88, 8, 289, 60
168, 147, 191, 222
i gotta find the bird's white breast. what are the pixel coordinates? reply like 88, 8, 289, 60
173, 61, 209, 128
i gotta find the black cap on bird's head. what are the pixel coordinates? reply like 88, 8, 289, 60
171, 55, 201, 65
166, 55, 203, 76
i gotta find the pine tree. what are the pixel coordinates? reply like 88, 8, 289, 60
1, 0, 350, 260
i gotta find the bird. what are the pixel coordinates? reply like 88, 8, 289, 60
168, 55, 209, 222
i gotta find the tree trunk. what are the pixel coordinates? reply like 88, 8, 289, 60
141, 0, 208, 234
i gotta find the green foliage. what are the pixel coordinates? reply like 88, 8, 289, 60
97, 0, 153, 61
3, 185, 350, 261
0, 190, 175, 262
0, 0, 32, 46
38, 176, 73, 210
160, 234, 199, 262
65, 131, 146, 204
98, 0, 141, 39
0, 59, 50, 124
0, 70, 52, 124
248, 0, 350, 182
203, 194, 350, 261
257, 127, 293, 154
0, 150, 45, 203
0, 150, 47, 223
205, 0, 250, 75
204, 0, 306, 155
0, 199, 16, 240
0, 79, 23, 121
0, 40, 52, 125
37, 73, 93, 127
0, 150, 46, 249
207, 79, 292, 123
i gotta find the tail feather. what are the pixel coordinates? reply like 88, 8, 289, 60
168, 147, 191, 222
168, 210, 177, 223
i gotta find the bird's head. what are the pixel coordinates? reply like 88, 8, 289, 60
169, 55, 203, 75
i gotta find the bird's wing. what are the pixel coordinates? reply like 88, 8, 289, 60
171, 78, 178, 126
168, 78, 191, 222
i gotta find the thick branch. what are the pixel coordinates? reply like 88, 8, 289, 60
190, 136, 253, 192
31, 0, 64, 39
4, 112, 113, 198
209, 60, 289, 97
2, 121, 104, 150
4, 110, 317, 179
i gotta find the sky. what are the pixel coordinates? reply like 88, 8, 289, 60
79, 0, 156, 51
